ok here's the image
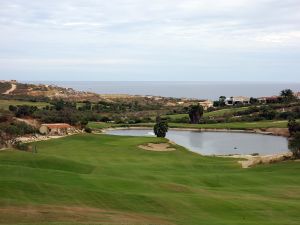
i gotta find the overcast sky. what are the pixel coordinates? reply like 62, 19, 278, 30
0, 0, 300, 81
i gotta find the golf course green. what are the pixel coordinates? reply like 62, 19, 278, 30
0, 134, 300, 225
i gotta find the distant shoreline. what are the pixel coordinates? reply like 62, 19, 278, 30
24, 80, 300, 99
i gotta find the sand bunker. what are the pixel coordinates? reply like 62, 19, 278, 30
237, 152, 293, 168
139, 143, 176, 151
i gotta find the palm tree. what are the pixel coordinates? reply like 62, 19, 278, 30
280, 89, 295, 103
154, 116, 168, 138
188, 104, 204, 124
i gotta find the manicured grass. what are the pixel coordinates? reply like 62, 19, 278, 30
88, 122, 120, 129
167, 120, 289, 129
0, 134, 299, 224
0, 99, 50, 110
89, 120, 289, 130
204, 107, 250, 117
163, 107, 250, 120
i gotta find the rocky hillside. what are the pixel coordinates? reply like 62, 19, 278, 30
0, 80, 201, 106
1, 80, 105, 102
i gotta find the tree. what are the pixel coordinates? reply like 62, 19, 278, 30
280, 89, 295, 103
79, 119, 89, 129
8, 105, 17, 112
288, 118, 300, 136
219, 96, 226, 106
289, 132, 300, 158
259, 106, 276, 120
154, 116, 168, 138
188, 104, 204, 124
250, 97, 258, 104
53, 99, 65, 111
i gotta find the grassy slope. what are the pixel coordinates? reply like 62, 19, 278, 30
163, 107, 250, 120
0, 100, 50, 110
89, 120, 289, 130
0, 134, 300, 225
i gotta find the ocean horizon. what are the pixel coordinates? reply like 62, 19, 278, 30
26, 81, 300, 100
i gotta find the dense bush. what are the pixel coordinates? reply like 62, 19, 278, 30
13, 141, 30, 151
84, 127, 92, 133
9, 105, 38, 117
0, 121, 37, 136
33, 109, 102, 125
259, 106, 277, 120
289, 132, 300, 158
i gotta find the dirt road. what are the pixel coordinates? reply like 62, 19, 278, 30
3, 83, 16, 94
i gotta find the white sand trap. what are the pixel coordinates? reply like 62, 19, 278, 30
139, 143, 176, 151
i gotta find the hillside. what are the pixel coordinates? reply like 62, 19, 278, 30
0, 81, 202, 108
1, 80, 106, 102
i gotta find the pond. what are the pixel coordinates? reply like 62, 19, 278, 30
105, 129, 289, 156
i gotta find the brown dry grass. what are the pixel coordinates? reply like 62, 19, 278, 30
0, 205, 173, 225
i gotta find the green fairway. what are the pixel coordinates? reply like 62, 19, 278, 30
204, 107, 250, 117
89, 120, 289, 130
0, 99, 50, 110
167, 120, 289, 129
163, 107, 250, 120
0, 134, 299, 225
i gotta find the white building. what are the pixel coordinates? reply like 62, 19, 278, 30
225, 96, 250, 106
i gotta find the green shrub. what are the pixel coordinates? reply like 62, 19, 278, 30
14, 141, 29, 151
288, 132, 300, 158
84, 127, 92, 133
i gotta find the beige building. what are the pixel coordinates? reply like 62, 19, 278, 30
39, 123, 75, 136
199, 100, 214, 110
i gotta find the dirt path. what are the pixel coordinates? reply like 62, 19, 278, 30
3, 83, 16, 94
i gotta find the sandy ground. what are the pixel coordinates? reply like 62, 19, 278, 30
139, 143, 176, 151
16, 133, 80, 144
221, 152, 293, 168
3, 83, 16, 94
15, 117, 40, 128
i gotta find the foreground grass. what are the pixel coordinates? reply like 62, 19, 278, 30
0, 134, 299, 225
89, 120, 289, 130
0, 99, 50, 110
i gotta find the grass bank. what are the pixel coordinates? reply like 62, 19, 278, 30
89, 120, 289, 130
164, 107, 250, 120
0, 134, 299, 224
